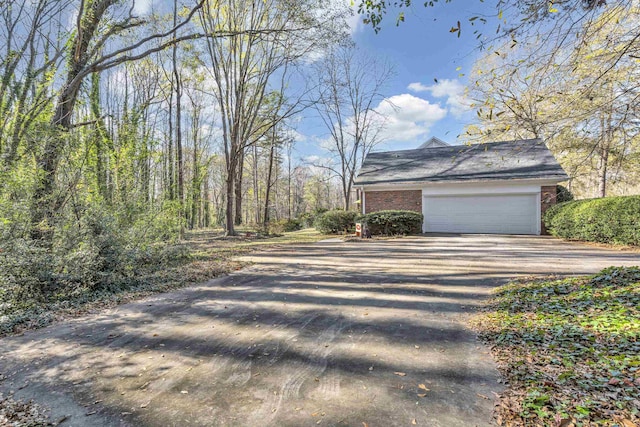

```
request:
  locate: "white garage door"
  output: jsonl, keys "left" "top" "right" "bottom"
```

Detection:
{"left": 423, "top": 194, "right": 539, "bottom": 235}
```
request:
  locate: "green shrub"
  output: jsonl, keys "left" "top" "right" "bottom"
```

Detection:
{"left": 0, "top": 200, "right": 186, "bottom": 332}
{"left": 314, "top": 210, "right": 358, "bottom": 234}
{"left": 556, "top": 185, "right": 574, "bottom": 203}
{"left": 543, "top": 196, "right": 640, "bottom": 246}
{"left": 359, "top": 210, "right": 423, "bottom": 236}
{"left": 269, "top": 218, "right": 302, "bottom": 233}
{"left": 298, "top": 213, "right": 314, "bottom": 228}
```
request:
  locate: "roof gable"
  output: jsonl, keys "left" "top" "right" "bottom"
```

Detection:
{"left": 419, "top": 137, "right": 449, "bottom": 149}
{"left": 355, "top": 139, "right": 569, "bottom": 186}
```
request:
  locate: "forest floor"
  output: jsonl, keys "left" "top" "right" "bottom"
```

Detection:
{"left": 475, "top": 267, "right": 640, "bottom": 426}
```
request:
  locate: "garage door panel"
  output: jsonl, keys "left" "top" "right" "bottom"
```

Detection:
{"left": 423, "top": 194, "right": 538, "bottom": 235}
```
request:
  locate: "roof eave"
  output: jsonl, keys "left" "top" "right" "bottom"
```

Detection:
{"left": 354, "top": 175, "right": 569, "bottom": 187}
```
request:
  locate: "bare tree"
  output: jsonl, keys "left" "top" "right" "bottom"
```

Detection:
{"left": 313, "top": 45, "right": 392, "bottom": 210}
{"left": 466, "top": 5, "right": 640, "bottom": 198}
{"left": 199, "top": 0, "right": 341, "bottom": 235}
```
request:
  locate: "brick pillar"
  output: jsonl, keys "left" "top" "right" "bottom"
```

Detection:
{"left": 540, "top": 185, "right": 557, "bottom": 235}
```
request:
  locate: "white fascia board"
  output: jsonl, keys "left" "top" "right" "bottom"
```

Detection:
{"left": 361, "top": 178, "right": 559, "bottom": 193}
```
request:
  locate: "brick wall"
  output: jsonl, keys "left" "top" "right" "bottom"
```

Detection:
{"left": 364, "top": 190, "right": 422, "bottom": 214}
{"left": 540, "top": 185, "right": 557, "bottom": 235}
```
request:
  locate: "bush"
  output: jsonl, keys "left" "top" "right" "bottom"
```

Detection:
{"left": 0, "top": 201, "right": 187, "bottom": 332}
{"left": 543, "top": 195, "right": 640, "bottom": 246}
{"left": 269, "top": 218, "right": 302, "bottom": 233}
{"left": 298, "top": 213, "right": 315, "bottom": 228}
{"left": 556, "top": 185, "right": 574, "bottom": 203}
{"left": 314, "top": 210, "right": 358, "bottom": 234}
{"left": 359, "top": 210, "right": 423, "bottom": 236}
{"left": 299, "top": 208, "right": 329, "bottom": 228}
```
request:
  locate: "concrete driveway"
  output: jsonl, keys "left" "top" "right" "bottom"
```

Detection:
{"left": 1, "top": 235, "right": 638, "bottom": 427}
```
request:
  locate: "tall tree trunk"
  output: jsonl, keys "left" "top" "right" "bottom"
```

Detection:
{"left": 173, "top": 0, "right": 184, "bottom": 237}
{"left": 234, "top": 148, "right": 244, "bottom": 226}
{"left": 225, "top": 173, "right": 235, "bottom": 235}
{"left": 190, "top": 136, "right": 199, "bottom": 230}
{"left": 140, "top": 110, "right": 151, "bottom": 204}
{"left": 203, "top": 169, "right": 210, "bottom": 228}
{"left": 342, "top": 180, "right": 350, "bottom": 211}
{"left": 253, "top": 143, "right": 260, "bottom": 224}
{"left": 90, "top": 72, "right": 110, "bottom": 203}
{"left": 167, "top": 85, "right": 175, "bottom": 200}
{"left": 263, "top": 141, "right": 275, "bottom": 228}
{"left": 286, "top": 142, "right": 292, "bottom": 219}
{"left": 597, "top": 142, "right": 609, "bottom": 198}
{"left": 31, "top": 0, "right": 115, "bottom": 234}
{"left": 31, "top": 74, "right": 84, "bottom": 237}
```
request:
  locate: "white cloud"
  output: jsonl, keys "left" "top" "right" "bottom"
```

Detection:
{"left": 132, "top": 0, "right": 153, "bottom": 16}
{"left": 407, "top": 82, "right": 430, "bottom": 92}
{"left": 374, "top": 94, "right": 447, "bottom": 142}
{"left": 407, "top": 79, "right": 471, "bottom": 117}
{"left": 302, "top": 154, "right": 336, "bottom": 175}
{"left": 287, "top": 129, "right": 307, "bottom": 143}
{"left": 345, "top": 6, "right": 363, "bottom": 36}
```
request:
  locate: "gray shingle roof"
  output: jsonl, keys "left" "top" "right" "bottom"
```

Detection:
{"left": 354, "top": 139, "right": 569, "bottom": 186}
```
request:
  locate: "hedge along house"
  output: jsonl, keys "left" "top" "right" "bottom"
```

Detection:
{"left": 354, "top": 138, "right": 569, "bottom": 235}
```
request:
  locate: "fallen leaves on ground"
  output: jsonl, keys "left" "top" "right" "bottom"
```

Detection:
{"left": 0, "top": 393, "right": 52, "bottom": 426}
{"left": 475, "top": 267, "right": 640, "bottom": 426}
{"left": 416, "top": 383, "right": 430, "bottom": 397}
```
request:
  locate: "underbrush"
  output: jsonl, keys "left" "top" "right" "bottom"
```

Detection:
{"left": 476, "top": 267, "right": 640, "bottom": 426}
{"left": 0, "top": 224, "right": 329, "bottom": 337}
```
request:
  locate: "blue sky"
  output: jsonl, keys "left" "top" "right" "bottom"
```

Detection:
{"left": 295, "top": 1, "right": 500, "bottom": 157}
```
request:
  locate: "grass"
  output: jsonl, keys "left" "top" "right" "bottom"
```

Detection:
{"left": 475, "top": 267, "right": 640, "bottom": 426}
{"left": 0, "top": 228, "right": 334, "bottom": 338}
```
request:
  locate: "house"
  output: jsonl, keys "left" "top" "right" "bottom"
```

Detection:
{"left": 354, "top": 138, "right": 569, "bottom": 235}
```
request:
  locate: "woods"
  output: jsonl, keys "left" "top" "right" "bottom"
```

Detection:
{"left": 0, "top": 1, "right": 348, "bottom": 231}
{"left": 0, "top": 0, "right": 360, "bottom": 305}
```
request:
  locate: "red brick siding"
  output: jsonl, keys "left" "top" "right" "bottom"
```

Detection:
{"left": 540, "top": 185, "right": 557, "bottom": 235}
{"left": 364, "top": 190, "right": 422, "bottom": 214}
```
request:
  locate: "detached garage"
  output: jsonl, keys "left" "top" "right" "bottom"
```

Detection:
{"left": 354, "top": 138, "right": 569, "bottom": 235}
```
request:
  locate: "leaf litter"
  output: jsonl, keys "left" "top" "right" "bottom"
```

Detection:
{"left": 474, "top": 267, "right": 640, "bottom": 426}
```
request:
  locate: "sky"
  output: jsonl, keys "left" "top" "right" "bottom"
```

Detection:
{"left": 295, "top": 1, "right": 500, "bottom": 158}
